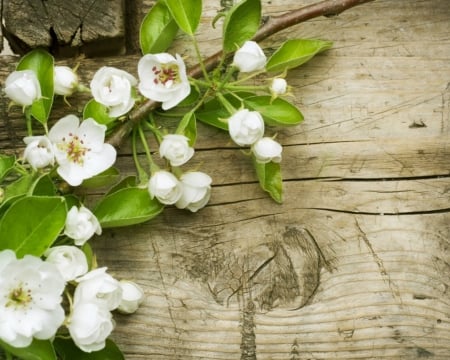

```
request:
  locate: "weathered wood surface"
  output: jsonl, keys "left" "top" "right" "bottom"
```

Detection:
{"left": 1, "top": 0, "right": 450, "bottom": 359}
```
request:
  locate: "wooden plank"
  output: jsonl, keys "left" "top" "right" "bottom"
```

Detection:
{"left": 0, "top": 0, "right": 449, "bottom": 359}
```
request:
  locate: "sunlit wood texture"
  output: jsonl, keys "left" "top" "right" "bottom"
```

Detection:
{"left": 1, "top": 0, "right": 450, "bottom": 359}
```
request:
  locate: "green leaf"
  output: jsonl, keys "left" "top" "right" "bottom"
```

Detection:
{"left": 266, "top": 39, "right": 333, "bottom": 73}
{"left": 0, "top": 338, "right": 56, "bottom": 360}
{"left": 4, "top": 173, "right": 35, "bottom": 199}
{"left": 0, "top": 196, "right": 67, "bottom": 257}
{"left": 164, "top": 0, "right": 202, "bottom": 36}
{"left": 83, "top": 99, "right": 115, "bottom": 125}
{"left": 107, "top": 176, "right": 138, "bottom": 195}
{"left": 253, "top": 158, "right": 283, "bottom": 203}
{"left": 0, "top": 154, "right": 15, "bottom": 181}
{"left": 140, "top": 1, "right": 179, "bottom": 54}
{"left": 54, "top": 337, "right": 124, "bottom": 360}
{"left": 31, "top": 174, "right": 57, "bottom": 196}
{"left": 243, "top": 96, "right": 304, "bottom": 126}
{"left": 176, "top": 112, "right": 197, "bottom": 146}
{"left": 17, "top": 49, "right": 54, "bottom": 124}
{"left": 94, "top": 187, "right": 164, "bottom": 228}
{"left": 81, "top": 167, "right": 120, "bottom": 189}
{"left": 222, "top": 0, "right": 261, "bottom": 53}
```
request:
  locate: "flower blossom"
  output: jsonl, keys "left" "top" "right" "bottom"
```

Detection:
{"left": 64, "top": 205, "right": 102, "bottom": 246}
{"left": 48, "top": 114, "right": 117, "bottom": 186}
{"left": 228, "top": 109, "right": 265, "bottom": 146}
{"left": 23, "top": 135, "right": 55, "bottom": 170}
{"left": 270, "top": 78, "right": 287, "bottom": 96}
{"left": 0, "top": 250, "right": 65, "bottom": 348}
{"left": 74, "top": 267, "right": 122, "bottom": 311}
{"left": 54, "top": 66, "right": 79, "bottom": 96}
{"left": 90, "top": 66, "right": 137, "bottom": 117}
{"left": 175, "top": 171, "right": 212, "bottom": 212}
{"left": 159, "top": 134, "right": 194, "bottom": 166}
{"left": 68, "top": 302, "right": 114, "bottom": 353}
{"left": 138, "top": 53, "right": 190, "bottom": 110}
{"left": 4, "top": 70, "right": 41, "bottom": 107}
{"left": 148, "top": 170, "right": 182, "bottom": 205}
{"left": 44, "top": 245, "right": 88, "bottom": 281}
{"left": 233, "top": 41, "right": 267, "bottom": 73}
{"left": 252, "top": 137, "right": 283, "bottom": 164}
{"left": 117, "top": 280, "right": 144, "bottom": 314}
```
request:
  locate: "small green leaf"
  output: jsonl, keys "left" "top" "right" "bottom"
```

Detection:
{"left": 164, "top": 0, "right": 202, "bottom": 36}
{"left": 94, "top": 187, "right": 164, "bottom": 228}
{"left": 176, "top": 111, "right": 197, "bottom": 146}
{"left": 140, "top": 1, "right": 179, "bottom": 54}
{"left": 0, "top": 339, "right": 56, "bottom": 360}
{"left": 0, "top": 196, "right": 67, "bottom": 257}
{"left": 54, "top": 337, "right": 124, "bottom": 360}
{"left": 4, "top": 173, "right": 35, "bottom": 199}
{"left": 107, "top": 176, "right": 138, "bottom": 195}
{"left": 0, "top": 154, "right": 15, "bottom": 181}
{"left": 253, "top": 158, "right": 283, "bottom": 203}
{"left": 223, "top": 0, "right": 261, "bottom": 53}
{"left": 83, "top": 99, "right": 115, "bottom": 125}
{"left": 31, "top": 174, "right": 57, "bottom": 196}
{"left": 17, "top": 49, "right": 54, "bottom": 124}
{"left": 243, "top": 96, "right": 304, "bottom": 126}
{"left": 81, "top": 167, "right": 120, "bottom": 189}
{"left": 266, "top": 39, "right": 333, "bottom": 73}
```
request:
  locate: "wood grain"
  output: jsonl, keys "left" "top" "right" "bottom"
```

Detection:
{"left": 1, "top": 0, "right": 450, "bottom": 359}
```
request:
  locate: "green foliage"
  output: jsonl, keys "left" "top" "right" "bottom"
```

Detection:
{"left": 244, "top": 96, "right": 304, "bottom": 126}
{"left": 140, "top": 1, "right": 179, "bottom": 54}
{"left": 83, "top": 99, "right": 115, "bottom": 125}
{"left": 164, "top": 0, "right": 202, "bottom": 36}
{"left": 16, "top": 49, "right": 54, "bottom": 124}
{"left": 266, "top": 39, "right": 333, "bottom": 73}
{"left": 0, "top": 339, "right": 56, "bottom": 360}
{"left": 80, "top": 167, "right": 121, "bottom": 189}
{"left": 0, "top": 196, "right": 67, "bottom": 257}
{"left": 222, "top": 0, "right": 261, "bottom": 53}
{"left": 177, "top": 111, "right": 197, "bottom": 146}
{"left": 253, "top": 159, "right": 283, "bottom": 203}
{"left": 54, "top": 338, "right": 124, "bottom": 360}
{"left": 0, "top": 154, "right": 15, "bottom": 181}
{"left": 94, "top": 187, "right": 164, "bottom": 228}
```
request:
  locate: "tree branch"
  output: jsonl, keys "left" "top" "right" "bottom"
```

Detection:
{"left": 107, "top": 0, "right": 374, "bottom": 147}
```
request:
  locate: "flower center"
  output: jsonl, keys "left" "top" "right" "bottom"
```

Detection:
{"left": 152, "top": 64, "right": 179, "bottom": 87}
{"left": 6, "top": 283, "right": 32, "bottom": 309}
{"left": 60, "top": 133, "right": 91, "bottom": 164}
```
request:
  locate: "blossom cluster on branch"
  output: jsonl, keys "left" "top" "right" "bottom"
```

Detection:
{"left": 0, "top": 0, "right": 336, "bottom": 358}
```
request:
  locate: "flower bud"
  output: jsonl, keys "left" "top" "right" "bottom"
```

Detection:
{"left": 44, "top": 245, "right": 88, "bottom": 281}
{"left": 233, "top": 41, "right": 266, "bottom": 73}
{"left": 117, "top": 280, "right": 145, "bottom": 314}
{"left": 148, "top": 170, "right": 182, "bottom": 205}
{"left": 175, "top": 171, "right": 212, "bottom": 212}
{"left": 4, "top": 70, "right": 41, "bottom": 106}
{"left": 64, "top": 205, "right": 102, "bottom": 245}
{"left": 159, "top": 134, "right": 194, "bottom": 166}
{"left": 54, "top": 66, "right": 79, "bottom": 96}
{"left": 228, "top": 109, "right": 265, "bottom": 146}
{"left": 252, "top": 137, "right": 283, "bottom": 164}
{"left": 23, "top": 135, "right": 55, "bottom": 170}
{"left": 270, "top": 78, "right": 287, "bottom": 96}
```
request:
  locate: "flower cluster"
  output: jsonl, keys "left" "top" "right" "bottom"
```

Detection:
{"left": 0, "top": 0, "right": 331, "bottom": 357}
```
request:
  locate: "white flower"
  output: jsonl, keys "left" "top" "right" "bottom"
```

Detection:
{"left": 74, "top": 267, "right": 122, "bottom": 311}
{"left": 48, "top": 115, "right": 117, "bottom": 186}
{"left": 228, "top": 109, "right": 265, "bottom": 146}
{"left": 252, "top": 137, "right": 283, "bottom": 164}
{"left": 270, "top": 78, "right": 287, "bottom": 96}
{"left": 64, "top": 205, "right": 102, "bottom": 246}
{"left": 68, "top": 302, "right": 114, "bottom": 353}
{"left": 4, "top": 70, "right": 41, "bottom": 106}
{"left": 90, "top": 66, "right": 137, "bottom": 117}
{"left": 175, "top": 172, "right": 212, "bottom": 212}
{"left": 0, "top": 250, "right": 65, "bottom": 348}
{"left": 148, "top": 170, "right": 182, "bottom": 205}
{"left": 159, "top": 134, "right": 194, "bottom": 166}
{"left": 233, "top": 41, "right": 267, "bottom": 73}
{"left": 54, "top": 66, "right": 78, "bottom": 96}
{"left": 138, "top": 53, "right": 190, "bottom": 110}
{"left": 44, "top": 245, "right": 88, "bottom": 282}
{"left": 23, "top": 135, "right": 55, "bottom": 170}
{"left": 117, "top": 280, "right": 144, "bottom": 314}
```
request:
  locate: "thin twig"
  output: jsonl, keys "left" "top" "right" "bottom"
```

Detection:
{"left": 107, "top": 0, "right": 374, "bottom": 147}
